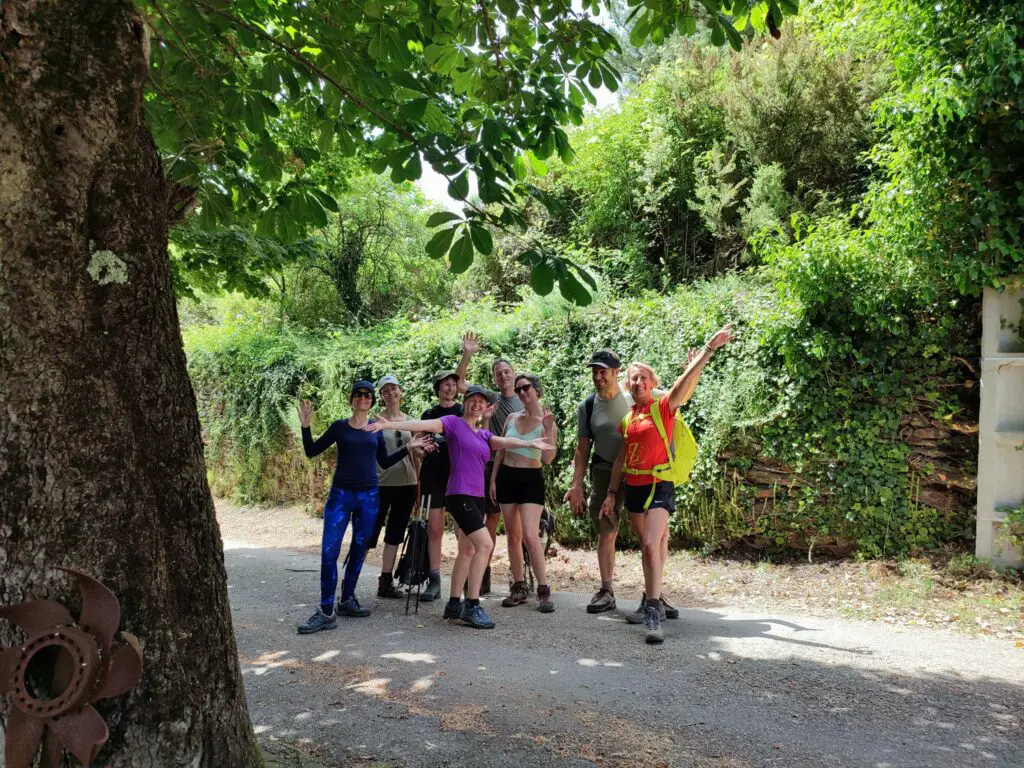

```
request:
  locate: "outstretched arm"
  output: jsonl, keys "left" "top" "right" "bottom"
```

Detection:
{"left": 361, "top": 418, "right": 444, "bottom": 434}
{"left": 666, "top": 323, "right": 734, "bottom": 411}
{"left": 490, "top": 434, "right": 553, "bottom": 452}
{"left": 455, "top": 331, "right": 479, "bottom": 394}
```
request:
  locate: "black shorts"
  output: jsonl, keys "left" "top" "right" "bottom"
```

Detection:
{"left": 420, "top": 467, "right": 448, "bottom": 510}
{"left": 495, "top": 465, "right": 545, "bottom": 506}
{"left": 624, "top": 481, "right": 676, "bottom": 514}
{"left": 446, "top": 494, "right": 487, "bottom": 535}
{"left": 371, "top": 484, "right": 417, "bottom": 547}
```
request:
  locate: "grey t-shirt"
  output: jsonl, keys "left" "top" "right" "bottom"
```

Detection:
{"left": 576, "top": 389, "right": 633, "bottom": 467}
{"left": 376, "top": 427, "right": 418, "bottom": 486}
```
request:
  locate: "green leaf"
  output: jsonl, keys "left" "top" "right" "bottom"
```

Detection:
{"left": 530, "top": 262, "right": 555, "bottom": 295}
{"left": 427, "top": 211, "right": 462, "bottom": 227}
{"left": 710, "top": 20, "right": 725, "bottom": 46}
{"left": 448, "top": 172, "right": 470, "bottom": 200}
{"left": 470, "top": 224, "right": 493, "bottom": 255}
{"left": 558, "top": 271, "right": 592, "bottom": 305}
{"left": 425, "top": 226, "right": 456, "bottom": 259}
{"left": 721, "top": 16, "right": 743, "bottom": 51}
{"left": 450, "top": 231, "right": 475, "bottom": 273}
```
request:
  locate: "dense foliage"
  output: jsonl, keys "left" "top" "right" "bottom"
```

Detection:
{"left": 182, "top": 0, "right": 1024, "bottom": 558}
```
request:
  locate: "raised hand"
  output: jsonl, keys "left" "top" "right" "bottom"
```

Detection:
{"left": 685, "top": 347, "right": 701, "bottom": 367}
{"left": 707, "top": 323, "right": 735, "bottom": 350}
{"left": 461, "top": 331, "right": 481, "bottom": 355}
{"left": 484, "top": 402, "right": 497, "bottom": 420}
{"left": 298, "top": 399, "right": 313, "bottom": 428}
{"left": 563, "top": 485, "right": 586, "bottom": 516}
{"left": 542, "top": 409, "right": 555, "bottom": 433}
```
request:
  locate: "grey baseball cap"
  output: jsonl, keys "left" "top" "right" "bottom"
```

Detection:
{"left": 376, "top": 375, "right": 401, "bottom": 390}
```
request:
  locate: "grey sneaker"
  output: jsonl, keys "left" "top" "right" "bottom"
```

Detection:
{"left": 297, "top": 607, "right": 337, "bottom": 634}
{"left": 586, "top": 588, "right": 616, "bottom": 614}
{"left": 459, "top": 602, "right": 496, "bottom": 629}
{"left": 443, "top": 599, "right": 463, "bottom": 620}
{"left": 501, "top": 581, "right": 529, "bottom": 607}
{"left": 537, "top": 585, "right": 555, "bottom": 613}
{"left": 644, "top": 604, "right": 664, "bottom": 644}
{"left": 625, "top": 593, "right": 647, "bottom": 624}
{"left": 661, "top": 594, "right": 680, "bottom": 619}
{"left": 421, "top": 577, "right": 441, "bottom": 602}
{"left": 337, "top": 597, "right": 371, "bottom": 617}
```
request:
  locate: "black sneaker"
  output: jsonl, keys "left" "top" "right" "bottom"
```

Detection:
{"left": 421, "top": 577, "right": 441, "bottom": 602}
{"left": 459, "top": 602, "right": 496, "bottom": 629}
{"left": 377, "top": 574, "right": 404, "bottom": 599}
{"left": 586, "top": 587, "right": 616, "bottom": 614}
{"left": 661, "top": 594, "right": 680, "bottom": 619}
{"left": 443, "top": 599, "right": 463, "bottom": 620}
{"left": 337, "top": 597, "right": 371, "bottom": 617}
{"left": 644, "top": 603, "right": 664, "bottom": 644}
{"left": 297, "top": 607, "right": 337, "bottom": 634}
{"left": 625, "top": 593, "right": 647, "bottom": 624}
{"left": 480, "top": 566, "right": 492, "bottom": 595}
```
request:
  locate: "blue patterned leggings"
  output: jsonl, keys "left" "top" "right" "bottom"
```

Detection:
{"left": 320, "top": 485, "right": 379, "bottom": 611}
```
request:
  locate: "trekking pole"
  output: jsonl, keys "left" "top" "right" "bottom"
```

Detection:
{"left": 413, "top": 493, "right": 430, "bottom": 614}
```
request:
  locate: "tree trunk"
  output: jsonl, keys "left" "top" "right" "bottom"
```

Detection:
{"left": 0, "top": 2, "right": 260, "bottom": 765}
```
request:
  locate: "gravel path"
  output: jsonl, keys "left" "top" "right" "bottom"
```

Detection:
{"left": 227, "top": 542, "right": 1024, "bottom": 768}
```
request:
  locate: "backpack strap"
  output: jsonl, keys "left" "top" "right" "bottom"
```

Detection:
{"left": 622, "top": 396, "right": 675, "bottom": 510}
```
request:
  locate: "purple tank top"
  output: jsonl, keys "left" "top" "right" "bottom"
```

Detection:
{"left": 440, "top": 415, "right": 493, "bottom": 497}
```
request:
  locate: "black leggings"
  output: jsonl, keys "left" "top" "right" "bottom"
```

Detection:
{"left": 370, "top": 484, "right": 418, "bottom": 548}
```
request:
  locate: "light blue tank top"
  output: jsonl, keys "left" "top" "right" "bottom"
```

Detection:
{"left": 505, "top": 415, "right": 543, "bottom": 460}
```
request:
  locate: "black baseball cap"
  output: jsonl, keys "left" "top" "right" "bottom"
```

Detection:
{"left": 588, "top": 349, "right": 621, "bottom": 369}
{"left": 464, "top": 384, "right": 492, "bottom": 403}
{"left": 350, "top": 379, "right": 376, "bottom": 405}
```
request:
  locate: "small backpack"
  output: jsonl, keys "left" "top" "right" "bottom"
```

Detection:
{"left": 620, "top": 395, "right": 698, "bottom": 490}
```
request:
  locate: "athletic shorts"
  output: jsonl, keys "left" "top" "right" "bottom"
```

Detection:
{"left": 446, "top": 494, "right": 487, "bottom": 535}
{"left": 624, "top": 481, "right": 676, "bottom": 515}
{"left": 495, "top": 465, "right": 545, "bottom": 506}
{"left": 420, "top": 466, "right": 448, "bottom": 510}
{"left": 371, "top": 484, "right": 417, "bottom": 548}
{"left": 589, "top": 462, "right": 624, "bottom": 535}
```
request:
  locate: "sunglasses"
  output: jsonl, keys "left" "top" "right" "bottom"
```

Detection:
{"left": 514, "top": 383, "right": 533, "bottom": 395}
{"left": 352, "top": 391, "right": 373, "bottom": 399}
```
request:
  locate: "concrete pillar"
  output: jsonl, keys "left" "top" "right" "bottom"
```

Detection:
{"left": 977, "top": 278, "right": 1024, "bottom": 567}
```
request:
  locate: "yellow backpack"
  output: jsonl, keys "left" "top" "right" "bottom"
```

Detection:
{"left": 621, "top": 395, "right": 698, "bottom": 493}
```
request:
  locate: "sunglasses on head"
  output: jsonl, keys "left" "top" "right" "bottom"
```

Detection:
{"left": 514, "top": 383, "right": 533, "bottom": 395}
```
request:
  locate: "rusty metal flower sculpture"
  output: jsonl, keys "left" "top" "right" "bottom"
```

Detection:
{"left": 0, "top": 568, "right": 143, "bottom": 768}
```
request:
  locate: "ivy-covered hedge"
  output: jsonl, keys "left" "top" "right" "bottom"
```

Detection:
{"left": 186, "top": 233, "right": 980, "bottom": 557}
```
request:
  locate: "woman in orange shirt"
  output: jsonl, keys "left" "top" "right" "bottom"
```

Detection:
{"left": 599, "top": 324, "right": 733, "bottom": 644}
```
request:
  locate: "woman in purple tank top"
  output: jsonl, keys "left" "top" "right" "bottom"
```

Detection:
{"left": 362, "top": 384, "right": 552, "bottom": 629}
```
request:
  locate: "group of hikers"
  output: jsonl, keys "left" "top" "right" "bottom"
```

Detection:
{"left": 296, "top": 324, "right": 733, "bottom": 645}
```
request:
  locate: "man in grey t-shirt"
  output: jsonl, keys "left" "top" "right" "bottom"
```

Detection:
{"left": 456, "top": 331, "right": 522, "bottom": 594}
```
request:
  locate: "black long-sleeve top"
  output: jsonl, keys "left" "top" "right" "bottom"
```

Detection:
{"left": 302, "top": 419, "right": 408, "bottom": 490}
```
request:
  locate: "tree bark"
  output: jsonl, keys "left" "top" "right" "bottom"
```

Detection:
{"left": 0, "top": 2, "right": 260, "bottom": 765}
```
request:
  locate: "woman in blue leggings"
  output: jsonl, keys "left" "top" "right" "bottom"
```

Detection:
{"left": 297, "top": 380, "right": 429, "bottom": 634}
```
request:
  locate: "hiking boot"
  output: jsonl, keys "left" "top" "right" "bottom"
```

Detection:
{"left": 501, "top": 581, "right": 529, "bottom": 607}
{"left": 644, "top": 603, "right": 664, "bottom": 644}
{"left": 537, "top": 585, "right": 555, "bottom": 613}
{"left": 661, "top": 594, "right": 680, "bottom": 619}
{"left": 459, "top": 602, "right": 496, "bottom": 629}
{"left": 443, "top": 599, "right": 463, "bottom": 620}
{"left": 421, "top": 576, "right": 441, "bottom": 602}
{"left": 336, "top": 597, "right": 371, "bottom": 617}
{"left": 586, "top": 587, "right": 616, "bottom": 614}
{"left": 625, "top": 593, "right": 647, "bottom": 624}
{"left": 377, "top": 574, "right": 404, "bottom": 599}
{"left": 480, "top": 566, "right": 492, "bottom": 595}
{"left": 297, "top": 607, "right": 337, "bottom": 634}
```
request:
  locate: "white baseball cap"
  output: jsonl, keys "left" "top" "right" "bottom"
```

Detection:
{"left": 376, "top": 375, "right": 401, "bottom": 390}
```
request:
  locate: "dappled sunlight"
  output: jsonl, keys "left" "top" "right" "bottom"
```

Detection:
{"left": 346, "top": 677, "right": 391, "bottom": 697}
{"left": 410, "top": 675, "right": 435, "bottom": 692}
{"left": 312, "top": 650, "right": 341, "bottom": 662}
{"left": 241, "top": 649, "right": 299, "bottom": 676}
{"left": 576, "top": 658, "right": 625, "bottom": 668}
{"left": 381, "top": 651, "right": 437, "bottom": 664}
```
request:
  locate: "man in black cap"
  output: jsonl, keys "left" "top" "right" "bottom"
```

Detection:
{"left": 564, "top": 349, "right": 681, "bottom": 619}
{"left": 417, "top": 369, "right": 463, "bottom": 601}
